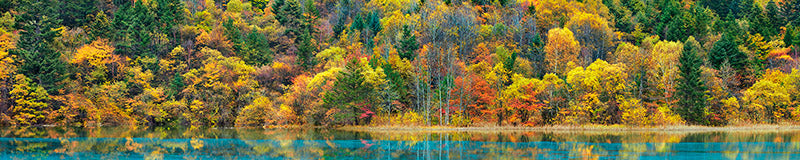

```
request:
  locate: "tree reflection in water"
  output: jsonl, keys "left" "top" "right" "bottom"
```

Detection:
{"left": 1, "top": 126, "right": 800, "bottom": 159}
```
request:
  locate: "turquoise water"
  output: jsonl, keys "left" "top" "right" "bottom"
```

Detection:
{"left": 1, "top": 127, "right": 799, "bottom": 159}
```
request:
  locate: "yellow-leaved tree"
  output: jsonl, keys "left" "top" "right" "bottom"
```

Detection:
{"left": 562, "top": 60, "right": 627, "bottom": 124}
{"left": 544, "top": 27, "right": 580, "bottom": 75}
{"left": 5, "top": 74, "right": 50, "bottom": 126}
{"left": 565, "top": 12, "right": 615, "bottom": 65}
{"left": 72, "top": 39, "right": 117, "bottom": 83}
{"left": 648, "top": 40, "right": 682, "bottom": 105}
{"left": 741, "top": 69, "right": 795, "bottom": 123}
{"left": 181, "top": 47, "right": 258, "bottom": 126}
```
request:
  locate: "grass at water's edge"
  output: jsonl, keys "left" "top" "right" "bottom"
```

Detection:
{"left": 336, "top": 124, "right": 800, "bottom": 133}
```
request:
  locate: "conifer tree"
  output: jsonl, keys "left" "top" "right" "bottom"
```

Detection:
{"left": 59, "top": 0, "right": 97, "bottom": 27}
{"left": 397, "top": 25, "right": 418, "bottom": 61}
{"left": 296, "top": 0, "right": 318, "bottom": 69}
{"left": 273, "top": 0, "right": 302, "bottom": 37}
{"left": 322, "top": 59, "right": 372, "bottom": 126}
{"left": 709, "top": 32, "right": 747, "bottom": 71}
{"left": 781, "top": 0, "right": 800, "bottom": 25}
{"left": 766, "top": 0, "right": 783, "bottom": 30}
{"left": 242, "top": 30, "right": 272, "bottom": 66}
{"left": 113, "top": 0, "right": 155, "bottom": 58}
{"left": 12, "top": 0, "right": 66, "bottom": 94}
{"left": 676, "top": 38, "right": 708, "bottom": 125}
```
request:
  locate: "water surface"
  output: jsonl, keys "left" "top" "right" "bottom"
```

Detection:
{"left": 1, "top": 126, "right": 799, "bottom": 159}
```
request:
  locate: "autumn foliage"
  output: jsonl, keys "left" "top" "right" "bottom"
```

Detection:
{"left": 2, "top": 0, "right": 800, "bottom": 127}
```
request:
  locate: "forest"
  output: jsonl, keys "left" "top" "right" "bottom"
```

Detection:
{"left": 0, "top": 0, "right": 799, "bottom": 127}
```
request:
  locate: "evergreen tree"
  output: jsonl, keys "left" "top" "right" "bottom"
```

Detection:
{"left": 303, "top": 0, "right": 319, "bottom": 16}
{"left": 331, "top": 0, "right": 350, "bottom": 36}
{"left": 786, "top": 25, "right": 800, "bottom": 48}
{"left": 676, "top": 38, "right": 708, "bottom": 125}
{"left": 786, "top": 25, "right": 795, "bottom": 48}
{"left": 744, "top": 0, "right": 774, "bottom": 38}
{"left": 297, "top": 27, "right": 316, "bottom": 69}
{"left": 350, "top": 14, "right": 365, "bottom": 31}
{"left": 223, "top": 19, "right": 244, "bottom": 52}
{"left": 739, "top": 0, "right": 757, "bottom": 19}
{"left": 241, "top": 30, "right": 272, "bottom": 66}
{"left": 781, "top": 0, "right": 800, "bottom": 25}
{"left": 153, "top": 0, "right": 185, "bottom": 40}
{"left": 528, "top": 32, "right": 546, "bottom": 78}
{"left": 168, "top": 73, "right": 184, "bottom": 99}
{"left": 296, "top": 1, "right": 318, "bottom": 69}
{"left": 87, "top": 11, "right": 113, "bottom": 40}
{"left": 59, "top": 0, "right": 97, "bottom": 28}
{"left": 709, "top": 32, "right": 747, "bottom": 71}
{"left": 322, "top": 59, "right": 373, "bottom": 126}
{"left": 766, "top": 0, "right": 783, "bottom": 28}
{"left": 273, "top": 0, "right": 302, "bottom": 37}
{"left": 12, "top": 0, "right": 66, "bottom": 94}
{"left": 113, "top": 0, "right": 156, "bottom": 58}
{"left": 658, "top": 0, "right": 685, "bottom": 41}
{"left": 0, "top": 0, "right": 10, "bottom": 13}
{"left": 700, "top": 0, "right": 742, "bottom": 19}
{"left": 362, "top": 11, "right": 382, "bottom": 50}
{"left": 396, "top": 25, "right": 418, "bottom": 61}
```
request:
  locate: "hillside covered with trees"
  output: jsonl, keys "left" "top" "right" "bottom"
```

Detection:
{"left": 1, "top": 0, "right": 800, "bottom": 127}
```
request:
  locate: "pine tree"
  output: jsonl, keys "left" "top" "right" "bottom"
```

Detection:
{"left": 241, "top": 30, "right": 272, "bottom": 66}
{"left": 12, "top": 0, "right": 66, "bottom": 94}
{"left": 766, "top": 0, "right": 783, "bottom": 28}
{"left": 59, "top": 0, "right": 97, "bottom": 28}
{"left": 0, "top": 0, "right": 10, "bottom": 13}
{"left": 396, "top": 25, "right": 418, "bottom": 61}
{"left": 322, "top": 59, "right": 372, "bottom": 126}
{"left": 786, "top": 25, "right": 800, "bottom": 48}
{"left": 786, "top": 25, "right": 795, "bottom": 48}
{"left": 739, "top": 0, "right": 756, "bottom": 19}
{"left": 709, "top": 32, "right": 747, "bottom": 71}
{"left": 350, "top": 14, "right": 365, "bottom": 31}
{"left": 223, "top": 18, "right": 244, "bottom": 52}
{"left": 87, "top": 11, "right": 113, "bottom": 40}
{"left": 113, "top": 0, "right": 157, "bottom": 58}
{"left": 676, "top": 38, "right": 708, "bottom": 125}
{"left": 659, "top": 0, "right": 689, "bottom": 41}
{"left": 297, "top": 26, "right": 316, "bottom": 69}
{"left": 529, "top": 32, "right": 546, "bottom": 78}
{"left": 154, "top": 0, "right": 185, "bottom": 39}
{"left": 273, "top": 0, "right": 302, "bottom": 37}
{"left": 296, "top": 2, "right": 318, "bottom": 69}
{"left": 699, "top": 0, "right": 742, "bottom": 19}
{"left": 781, "top": 0, "right": 800, "bottom": 25}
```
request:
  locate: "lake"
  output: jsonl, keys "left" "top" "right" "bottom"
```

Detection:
{"left": 1, "top": 126, "right": 799, "bottom": 159}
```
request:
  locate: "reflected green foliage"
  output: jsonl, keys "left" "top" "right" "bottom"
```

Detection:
{"left": 2, "top": 127, "right": 800, "bottom": 159}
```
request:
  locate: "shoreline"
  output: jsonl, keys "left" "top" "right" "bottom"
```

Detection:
{"left": 14, "top": 124, "right": 800, "bottom": 133}
{"left": 337, "top": 124, "right": 800, "bottom": 133}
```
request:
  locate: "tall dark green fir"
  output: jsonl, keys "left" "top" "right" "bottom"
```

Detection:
{"left": 59, "top": 0, "right": 97, "bottom": 28}
{"left": 396, "top": 25, "right": 418, "bottom": 61}
{"left": 709, "top": 32, "right": 747, "bottom": 71}
{"left": 676, "top": 38, "right": 708, "bottom": 125}
{"left": 11, "top": 0, "right": 66, "bottom": 94}
{"left": 273, "top": 0, "right": 302, "bottom": 37}
{"left": 321, "top": 59, "right": 373, "bottom": 126}
{"left": 296, "top": 0, "right": 318, "bottom": 69}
